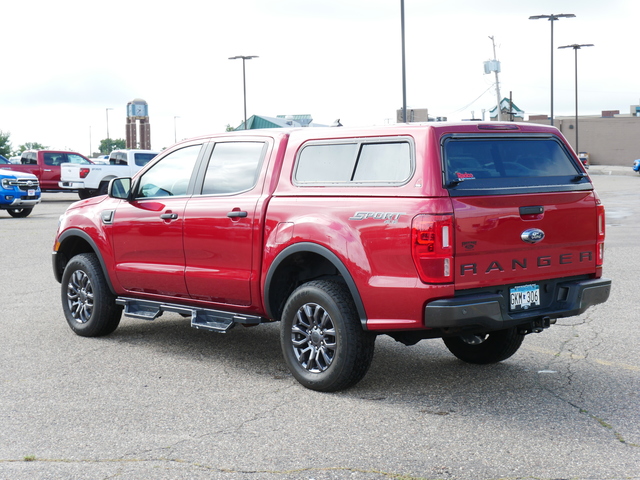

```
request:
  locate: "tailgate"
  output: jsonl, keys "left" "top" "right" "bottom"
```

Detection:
{"left": 453, "top": 191, "right": 598, "bottom": 289}
{"left": 441, "top": 132, "right": 601, "bottom": 291}
{"left": 60, "top": 163, "right": 82, "bottom": 182}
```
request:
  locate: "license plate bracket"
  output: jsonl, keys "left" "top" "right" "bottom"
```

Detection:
{"left": 510, "top": 284, "right": 540, "bottom": 311}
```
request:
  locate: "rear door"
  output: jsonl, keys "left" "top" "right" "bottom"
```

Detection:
{"left": 443, "top": 134, "right": 598, "bottom": 291}
{"left": 41, "top": 152, "right": 66, "bottom": 189}
{"left": 183, "top": 140, "right": 270, "bottom": 306}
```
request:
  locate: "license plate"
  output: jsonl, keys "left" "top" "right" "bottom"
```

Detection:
{"left": 28, "top": 189, "right": 35, "bottom": 196}
{"left": 510, "top": 284, "right": 540, "bottom": 310}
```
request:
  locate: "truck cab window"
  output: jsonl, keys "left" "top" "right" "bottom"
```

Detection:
{"left": 136, "top": 144, "right": 201, "bottom": 198}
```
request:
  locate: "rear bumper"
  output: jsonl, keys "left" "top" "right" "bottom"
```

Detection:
{"left": 424, "top": 277, "right": 611, "bottom": 330}
{"left": 59, "top": 181, "right": 84, "bottom": 189}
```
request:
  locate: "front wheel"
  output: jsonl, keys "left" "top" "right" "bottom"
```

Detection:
{"left": 280, "top": 280, "right": 376, "bottom": 392}
{"left": 61, "top": 253, "right": 122, "bottom": 337}
{"left": 7, "top": 208, "right": 32, "bottom": 218}
{"left": 443, "top": 328, "right": 524, "bottom": 364}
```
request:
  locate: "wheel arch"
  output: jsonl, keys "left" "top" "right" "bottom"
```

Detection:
{"left": 264, "top": 242, "right": 368, "bottom": 329}
{"left": 53, "top": 228, "right": 116, "bottom": 294}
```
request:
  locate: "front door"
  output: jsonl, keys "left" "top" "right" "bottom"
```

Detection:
{"left": 111, "top": 144, "right": 202, "bottom": 298}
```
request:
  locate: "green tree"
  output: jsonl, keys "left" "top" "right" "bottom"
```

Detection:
{"left": 0, "top": 130, "right": 11, "bottom": 157}
{"left": 99, "top": 138, "right": 126, "bottom": 154}
{"left": 16, "top": 142, "right": 48, "bottom": 154}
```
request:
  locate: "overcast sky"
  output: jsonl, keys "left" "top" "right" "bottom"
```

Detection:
{"left": 2, "top": 0, "right": 638, "bottom": 155}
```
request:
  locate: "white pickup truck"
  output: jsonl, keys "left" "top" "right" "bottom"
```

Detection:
{"left": 59, "top": 149, "right": 158, "bottom": 199}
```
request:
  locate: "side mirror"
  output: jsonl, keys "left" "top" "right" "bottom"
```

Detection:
{"left": 109, "top": 177, "right": 132, "bottom": 200}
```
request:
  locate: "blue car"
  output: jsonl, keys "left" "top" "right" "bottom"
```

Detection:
{"left": 0, "top": 169, "right": 41, "bottom": 217}
{"left": 633, "top": 159, "right": 640, "bottom": 174}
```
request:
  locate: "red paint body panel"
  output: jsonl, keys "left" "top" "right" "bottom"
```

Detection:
{"left": 452, "top": 191, "right": 599, "bottom": 289}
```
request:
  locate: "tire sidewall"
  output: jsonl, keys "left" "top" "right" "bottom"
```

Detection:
{"left": 280, "top": 282, "right": 356, "bottom": 391}
{"left": 61, "top": 253, "right": 119, "bottom": 337}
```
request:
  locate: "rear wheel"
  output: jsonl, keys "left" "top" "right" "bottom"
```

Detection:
{"left": 98, "top": 181, "right": 109, "bottom": 196}
{"left": 78, "top": 189, "right": 96, "bottom": 200}
{"left": 443, "top": 328, "right": 524, "bottom": 364}
{"left": 7, "top": 208, "right": 32, "bottom": 218}
{"left": 280, "top": 280, "right": 376, "bottom": 392}
{"left": 61, "top": 253, "right": 122, "bottom": 337}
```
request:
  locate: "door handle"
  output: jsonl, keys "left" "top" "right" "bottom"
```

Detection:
{"left": 160, "top": 213, "right": 178, "bottom": 220}
{"left": 227, "top": 211, "right": 248, "bottom": 218}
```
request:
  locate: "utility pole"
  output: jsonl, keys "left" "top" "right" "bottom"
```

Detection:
{"left": 488, "top": 36, "right": 502, "bottom": 121}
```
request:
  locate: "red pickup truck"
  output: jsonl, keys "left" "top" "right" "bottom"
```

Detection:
{"left": 0, "top": 150, "right": 93, "bottom": 191}
{"left": 52, "top": 122, "right": 611, "bottom": 391}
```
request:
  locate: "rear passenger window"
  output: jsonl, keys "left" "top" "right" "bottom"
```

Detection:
{"left": 201, "top": 142, "right": 265, "bottom": 195}
{"left": 443, "top": 136, "right": 586, "bottom": 195}
{"left": 295, "top": 138, "right": 413, "bottom": 185}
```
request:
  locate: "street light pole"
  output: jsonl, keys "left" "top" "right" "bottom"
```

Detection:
{"left": 174, "top": 116, "right": 180, "bottom": 143}
{"left": 400, "top": 0, "right": 407, "bottom": 123}
{"left": 105, "top": 107, "right": 113, "bottom": 151}
{"left": 559, "top": 43, "right": 594, "bottom": 155}
{"left": 228, "top": 55, "right": 258, "bottom": 130}
{"left": 529, "top": 13, "right": 575, "bottom": 126}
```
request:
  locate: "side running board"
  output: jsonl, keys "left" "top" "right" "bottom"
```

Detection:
{"left": 115, "top": 297, "right": 265, "bottom": 333}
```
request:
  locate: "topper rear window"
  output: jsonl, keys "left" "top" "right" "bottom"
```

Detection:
{"left": 442, "top": 135, "right": 590, "bottom": 195}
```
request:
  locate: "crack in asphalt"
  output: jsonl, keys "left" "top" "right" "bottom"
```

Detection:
{"left": 534, "top": 309, "right": 638, "bottom": 448}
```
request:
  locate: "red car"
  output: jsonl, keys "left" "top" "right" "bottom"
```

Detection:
{"left": 52, "top": 123, "right": 611, "bottom": 391}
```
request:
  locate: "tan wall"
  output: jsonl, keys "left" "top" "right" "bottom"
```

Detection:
{"left": 526, "top": 116, "right": 640, "bottom": 166}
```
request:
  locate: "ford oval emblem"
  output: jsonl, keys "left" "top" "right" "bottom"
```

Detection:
{"left": 521, "top": 228, "right": 545, "bottom": 244}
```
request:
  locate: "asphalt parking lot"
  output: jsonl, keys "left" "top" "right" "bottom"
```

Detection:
{"left": 0, "top": 172, "right": 638, "bottom": 480}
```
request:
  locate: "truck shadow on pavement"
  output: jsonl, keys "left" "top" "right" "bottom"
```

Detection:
{"left": 108, "top": 314, "right": 556, "bottom": 401}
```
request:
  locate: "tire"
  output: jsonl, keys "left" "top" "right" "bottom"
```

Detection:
{"left": 443, "top": 328, "right": 524, "bottom": 364}
{"left": 280, "top": 280, "right": 376, "bottom": 392}
{"left": 61, "top": 253, "right": 122, "bottom": 337}
{"left": 7, "top": 208, "right": 32, "bottom": 218}
{"left": 98, "top": 181, "right": 109, "bottom": 196}
{"left": 78, "top": 189, "right": 96, "bottom": 200}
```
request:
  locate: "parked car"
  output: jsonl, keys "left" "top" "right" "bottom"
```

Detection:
{"left": 0, "top": 150, "right": 93, "bottom": 191}
{"left": 53, "top": 122, "right": 611, "bottom": 391}
{"left": 0, "top": 169, "right": 41, "bottom": 217}
{"left": 578, "top": 152, "right": 590, "bottom": 168}
{"left": 633, "top": 159, "right": 640, "bottom": 174}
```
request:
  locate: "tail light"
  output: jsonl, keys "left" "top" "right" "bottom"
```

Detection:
{"left": 596, "top": 203, "right": 605, "bottom": 266}
{"left": 412, "top": 214, "right": 454, "bottom": 284}
{"left": 80, "top": 168, "right": 90, "bottom": 179}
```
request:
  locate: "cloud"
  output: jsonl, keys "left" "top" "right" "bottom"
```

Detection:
{"left": 1, "top": 69, "right": 135, "bottom": 108}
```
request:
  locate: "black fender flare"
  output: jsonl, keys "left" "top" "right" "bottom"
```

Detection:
{"left": 53, "top": 228, "right": 117, "bottom": 295}
{"left": 264, "top": 242, "right": 368, "bottom": 329}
